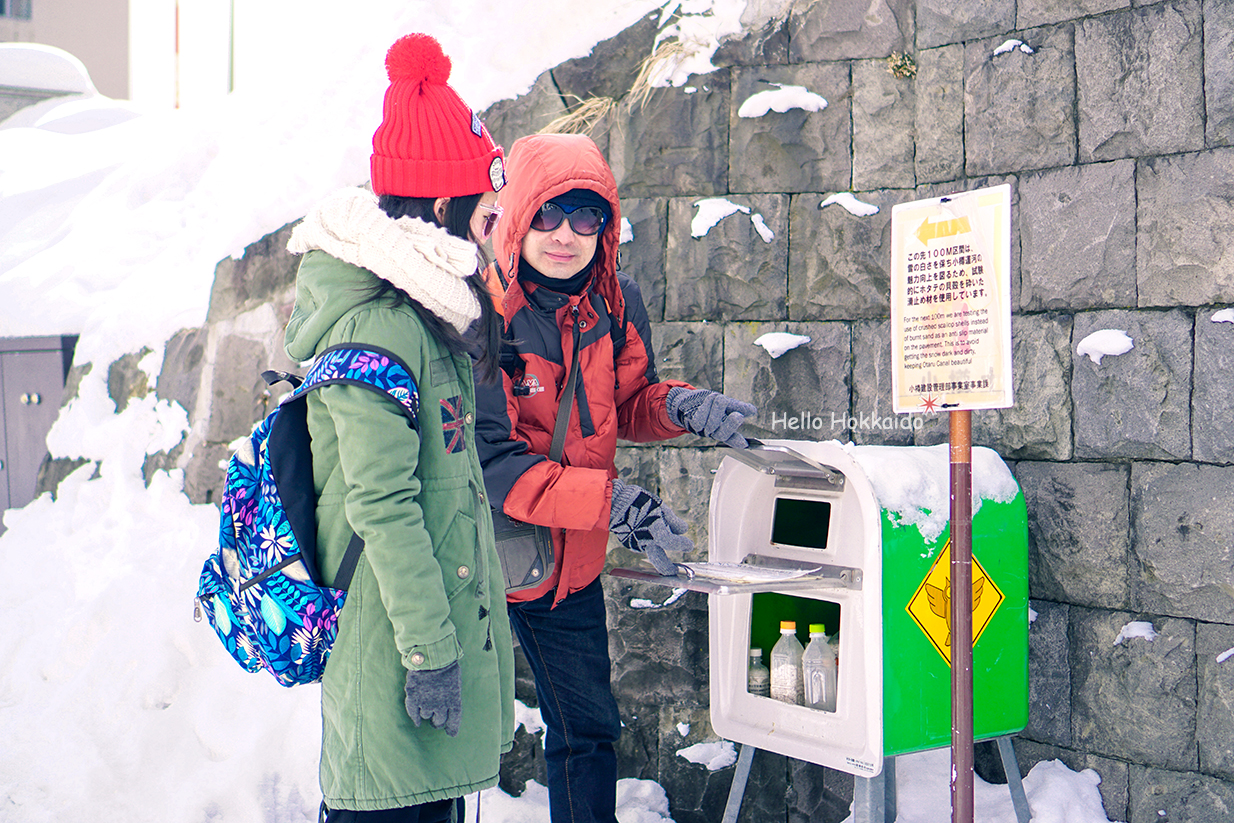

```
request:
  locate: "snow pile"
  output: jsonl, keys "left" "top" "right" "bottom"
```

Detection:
{"left": 750, "top": 213, "right": 775, "bottom": 242}
{"left": 513, "top": 698, "right": 547, "bottom": 737}
{"left": 1114, "top": 621, "right": 1158, "bottom": 646}
{"left": 992, "top": 39, "right": 1035, "bottom": 56}
{"left": 0, "top": 433, "right": 303, "bottom": 823}
{"left": 614, "top": 779, "right": 674, "bottom": 822}
{"left": 629, "top": 588, "right": 688, "bottom": 609}
{"left": 820, "top": 191, "right": 880, "bottom": 217}
{"left": 690, "top": 197, "right": 772, "bottom": 241}
{"left": 844, "top": 443, "right": 1021, "bottom": 543}
{"left": 677, "top": 740, "right": 738, "bottom": 771}
{"left": 475, "top": 776, "right": 669, "bottom": 822}
{"left": 871, "top": 748, "right": 1115, "bottom": 823}
{"left": 754, "top": 332, "right": 811, "bottom": 358}
{"left": 0, "top": 42, "right": 95, "bottom": 93}
{"left": 737, "top": 83, "right": 827, "bottom": 117}
{"left": 1076, "top": 329, "right": 1134, "bottom": 365}
{"left": 646, "top": 0, "right": 756, "bottom": 88}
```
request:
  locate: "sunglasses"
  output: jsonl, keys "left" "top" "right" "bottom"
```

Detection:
{"left": 529, "top": 201, "right": 607, "bottom": 236}
{"left": 476, "top": 202, "right": 503, "bottom": 240}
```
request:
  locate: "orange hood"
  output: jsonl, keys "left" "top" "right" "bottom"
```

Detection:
{"left": 491, "top": 133, "right": 625, "bottom": 324}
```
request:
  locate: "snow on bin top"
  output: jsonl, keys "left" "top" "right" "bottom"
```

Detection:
{"left": 842, "top": 442, "right": 1020, "bottom": 544}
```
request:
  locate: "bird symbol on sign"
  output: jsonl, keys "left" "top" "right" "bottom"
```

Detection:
{"left": 925, "top": 576, "right": 985, "bottom": 648}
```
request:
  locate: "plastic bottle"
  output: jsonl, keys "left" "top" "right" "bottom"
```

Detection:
{"left": 747, "top": 648, "right": 770, "bottom": 697}
{"left": 802, "top": 623, "right": 838, "bottom": 712}
{"left": 770, "top": 621, "right": 804, "bottom": 704}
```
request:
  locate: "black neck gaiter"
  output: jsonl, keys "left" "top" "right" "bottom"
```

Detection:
{"left": 517, "top": 256, "right": 593, "bottom": 296}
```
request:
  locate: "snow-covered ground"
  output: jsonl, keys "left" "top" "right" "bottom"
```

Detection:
{"left": 0, "top": 1, "right": 1126, "bottom": 820}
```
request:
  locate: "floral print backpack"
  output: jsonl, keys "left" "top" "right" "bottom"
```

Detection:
{"left": 194, "top": 345, "right": 419, "bottom": 687}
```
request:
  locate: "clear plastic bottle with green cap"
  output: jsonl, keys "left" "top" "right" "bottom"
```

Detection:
{"left": 770, "top": 621, "right": 804, "bottom": 704}
{"left": 747, "top": 647, "right": 770, "bottom": 697}
{"left": 802, "top": 623, "right": 837, "bottom": 712}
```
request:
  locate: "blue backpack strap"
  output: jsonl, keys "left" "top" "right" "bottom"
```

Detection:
{"left": 290, "top": 344, "right": 420, "bottom": 427}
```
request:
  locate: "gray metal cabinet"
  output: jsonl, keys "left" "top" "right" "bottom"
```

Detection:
{"left": 0, "top": 336, "right": 76, "bottom": 530}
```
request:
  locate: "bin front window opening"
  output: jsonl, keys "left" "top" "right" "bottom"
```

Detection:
{"left": 770, "top": 497, "right": 832, "bottom": 550}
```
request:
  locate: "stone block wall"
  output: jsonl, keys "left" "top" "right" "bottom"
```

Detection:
{"left": 61, "top": 1, "right": 1234, "bottom": 821}
{"left": 482, "top": 2, "right": 1234, "bottom": 821}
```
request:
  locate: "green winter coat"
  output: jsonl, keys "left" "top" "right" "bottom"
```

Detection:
{"left": 284, "top": 190, "right": 514, "bottom": 811}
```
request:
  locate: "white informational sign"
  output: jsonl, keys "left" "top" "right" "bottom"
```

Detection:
{"left": 889, "top": 184, "right": 1013, "bottom": 414}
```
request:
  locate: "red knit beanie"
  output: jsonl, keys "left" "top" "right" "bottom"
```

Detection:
{"left": 371, "top": 33, "right": 505, "bottom": 197}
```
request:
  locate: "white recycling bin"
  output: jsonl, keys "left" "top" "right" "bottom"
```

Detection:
{"left": 614, "top": 439, "right": 1030, "bottom": 779}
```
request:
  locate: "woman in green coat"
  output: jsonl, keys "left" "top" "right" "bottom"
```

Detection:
{"left": 283, "top": 33, "right": 514, "bottom": 822}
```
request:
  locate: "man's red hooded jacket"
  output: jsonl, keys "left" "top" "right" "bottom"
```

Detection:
{"left": 476, "top": 133, "right": 694, "bottom": 604}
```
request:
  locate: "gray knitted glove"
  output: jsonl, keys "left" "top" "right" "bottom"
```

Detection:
{"left": 404, "top": 661, "right": 462, "bottom": 737}
{"left": 666, "top": 387, "right": 757, "bottom": 448}
{"left": 610, "top": 479, "right": 693, "bottom": 576}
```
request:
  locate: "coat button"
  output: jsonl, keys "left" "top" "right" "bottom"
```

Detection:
{"left": 464, "top": 412, "right": 475, "bottom": 424}
{"left": 457, "top": 566, "right": 471, "bottom": 579}
{"left": 410, "top": 652, "right": 425, "bottom": 666}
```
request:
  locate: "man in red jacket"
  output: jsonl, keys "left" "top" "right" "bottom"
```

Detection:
{"left": 475, "top": 133, "right": 756, "bottom": 823}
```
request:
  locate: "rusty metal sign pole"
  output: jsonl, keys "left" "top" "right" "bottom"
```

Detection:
{"left": 950, "top": 409, "right": 974, "bottom": 823}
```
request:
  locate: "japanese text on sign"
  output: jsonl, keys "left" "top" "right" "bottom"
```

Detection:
{"left": 889, "top": 185, "right": 1013, "bottom": 414}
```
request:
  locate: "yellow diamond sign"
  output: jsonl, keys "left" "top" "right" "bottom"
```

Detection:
{"left": 905, "top": 539, "right": 1004, "bottom": 666}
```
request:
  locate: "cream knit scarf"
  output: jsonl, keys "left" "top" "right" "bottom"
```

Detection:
{"left": 287, "top": 187, "right": 482, "bottom": 333}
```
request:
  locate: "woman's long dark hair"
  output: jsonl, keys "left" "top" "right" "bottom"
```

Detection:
{"left": 372, "top": 192, "right": 502, "bottom": 384}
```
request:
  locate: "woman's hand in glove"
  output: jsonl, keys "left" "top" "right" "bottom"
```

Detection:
{"left": 404, "top": 661, "right": 462, "bottom": 737}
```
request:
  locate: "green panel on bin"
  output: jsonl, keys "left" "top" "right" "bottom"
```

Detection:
{"left": 882, "top": 492, "right": 1029, "bottom": 756}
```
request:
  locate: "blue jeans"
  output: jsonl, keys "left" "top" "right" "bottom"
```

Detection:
{"left": 508, "top": 578, "right": 620, "bottom": 823}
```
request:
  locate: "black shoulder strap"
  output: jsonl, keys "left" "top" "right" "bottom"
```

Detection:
{"left": 551, "top": 313, "right": 582, "bottom": 462}
{"left": 608, "top": 304, "right": 626, "bottom": 359}
{"left": 333, "top": 533, "right": 364, "bottom": 591}
{"left": 603, "top": 269, "right": 634, "bottom": 360}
